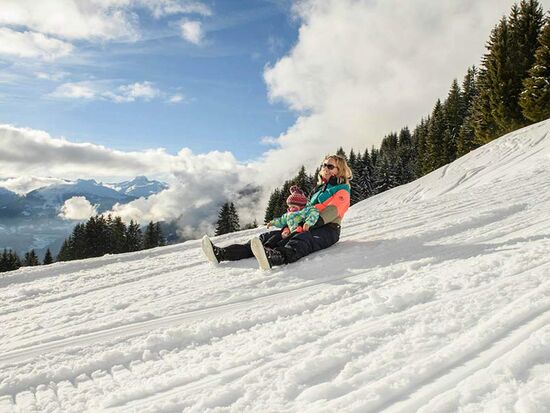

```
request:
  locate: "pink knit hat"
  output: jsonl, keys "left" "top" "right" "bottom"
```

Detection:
{"left": 287, "top": 185, "right": 307, "bottom": 207}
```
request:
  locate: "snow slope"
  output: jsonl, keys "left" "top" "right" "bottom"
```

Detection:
{"left": 1, "top": 120, "right": 550, "bottom": 412}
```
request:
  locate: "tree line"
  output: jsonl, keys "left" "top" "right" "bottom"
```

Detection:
{"left": 0, "top": 248, "right": 53, "bottom": 273}
{"left": 0, "top": 215, "right": 166, "bottom": 273}
{"left": 57, "top": 215, "right": 165, "bottom": 262}
{"left": 263, "top": 0, "right": 550, "bottom": 222}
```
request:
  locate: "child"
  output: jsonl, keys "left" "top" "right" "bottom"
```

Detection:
{"left": 268, "top": 185, "right": 319, "bottom": 238}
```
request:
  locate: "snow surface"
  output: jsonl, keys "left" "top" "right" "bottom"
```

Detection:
{"left": 2, "top": 120, "right": 550, "bottom": 412}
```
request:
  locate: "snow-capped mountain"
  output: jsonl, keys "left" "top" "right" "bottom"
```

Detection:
{"left": 108, "top": 176, "right": 168, "bottom": 198}
{"left": 0, "top": 188, "right": 23, "bottom": 218}
{"left": 2, "top": 120, "right": 550, "bottom": 412}
{"left": 0, "top": 176, "right": 169, "bottom": 255}
{"left": 0, "top": 176, "right": 168, "bottom": 218}
{"left": 25, "top": 179, "right": 135, "bottom": 214}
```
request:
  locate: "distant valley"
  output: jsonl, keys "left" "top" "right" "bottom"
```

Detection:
{"left": 0, "top": 176, "right": 168, "bottom": 258}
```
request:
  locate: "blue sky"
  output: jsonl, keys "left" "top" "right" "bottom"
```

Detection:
{"left": 0, "top": 0, "right": 298, "bottom": 159}
{"left": 1, "top": 0, "right": 543, "bottom": 230}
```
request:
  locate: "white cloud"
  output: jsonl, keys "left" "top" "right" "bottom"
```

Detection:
{"left": 0, "top": 124, "right": 156, "bottom": 178}
{"left": 50, "top": 80, "right": 166, "bottom": 103}
{"left": 0, "top": 28, "right": 73, "bottom": 60}
{"left": 109, "top": 81, "right": 161, "bottom": 102}
{"left": 51, "top": 82, "right": 98, "bottom": 99}
{"left": 35, "top": 71, "right": 69, "bottom": 81}
{"left": 180, "top": 20, "right": 203, "bottom": 44}
{"left": 169, "top": 94, "right": 185, "bottom": 103}
{"left": 0, "top": 125, "right": 260, "bottom": 233}
{"left": 140, "top": 0, "right": 212, "bottom": 18}
{"left": 0, "top": 0, "right": 212, "bottom": 59}
{"left": 258, "top": 0, "right": 526, "bottom": 188}
{"left": 59, "top": 196, "right": 98, "bottom": 220}
{"left": 0, "top": 176, "right": 68, "bottom": 195}
{"left": 0, "top": 0, "right": 138, "bottom": 42}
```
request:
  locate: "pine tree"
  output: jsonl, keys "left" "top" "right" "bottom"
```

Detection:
{"left": 215, "top": 203, "right": 231, "bottom": 236}
{"left": 24, "top": 250, "right": 40, "bottom": 266}
{"left": 110, "top": 216, "right": 127, "bottom": 253}
{"left": 348, "top": 149, "right": 364, "bottom": 205}
{"left": 476, "top": 2, "right": 544, "bottom": 141}
{"left": 143, "top": 221, "right": 157, "bottom": 249}
{"left": 370, "top": 146, "right": 379, "bottom": 169}
{"left": 397, "top": 127, "right": 416, "bottom": 184}
{"left": 12, "top": 250, "right": 21, "bottom": 270}
{"left": 462, "top": 66, "right": 479, "bottom": 110}
{"left": 336, "top": 147, "right": 347, "bottom": 159}
{"left": 293, "top": 166, "right": 314, "bottom": 195}
{"left": 264, "top": 188, "right": 281, "bottom": 223}
{"left": 57, "top": 239, "right": 73, "bottom": 262}
{"left": 374, "top": 155, "right": 398, "bottom": 194}
{"left": 380, "top": 132, "right": 399, "bottom": 157}
{"left": 457, "top": 67, "right": 481, "bottom": 156}
{"left": 0, "top": 249, "right": 7, "bottom": 272}
{"left": 71, "top": 223, "right": 87, "bottom": 259}
{"left": 360, "top": 148, "right": 375, "bottom": 197}
{"left": 443, "top": 79, "right": 465, "bottom": 163}
{"left": 228, "top": 203, "right": 240, "bottom": 233}
{"left": 508, "top": 0, "right": 545, "bottom": 123}
{"left": 125, "top": 220, "right": 143, "bottom": 252}
{"left": 43, "top": 248, "right": 53, "bottom": 265}
{"left": 84, "top": 215, "right": 110, "bottom": 257}
{"left": 425, "top": 100, "right": 447, "bottom": 173}
{"left": 413, "top": 118, "right": 429, "bottom": 178}
{"left": 521, "top": 12, "right": 550, "bottom": 121}
{"left": 471, "top": 68, "right": 500, "bottom": 145}
{"left": 1, "top": 249, "right": 22, "bottom": 272}
{"left": 155, "top": 222, "right": 166, "bottom": 247}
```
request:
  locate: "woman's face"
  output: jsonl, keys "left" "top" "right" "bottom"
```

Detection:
{"left": 321, "top": 158, "right": 339, "bottom": 181}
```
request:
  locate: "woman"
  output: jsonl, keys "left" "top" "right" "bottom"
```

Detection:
{"left": 202, "top": 154, "right": 352, "bottom": 270}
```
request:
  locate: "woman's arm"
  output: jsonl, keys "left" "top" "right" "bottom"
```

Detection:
{"left": 314, "top": 189, "right": 350, "bottom": 225}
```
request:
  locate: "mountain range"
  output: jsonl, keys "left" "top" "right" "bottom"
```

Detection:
{"left": 0, "top": 176, "right": 168, "bottom": 219}
{"left": 0, "top": 176, "right": 168, "bottom": 257}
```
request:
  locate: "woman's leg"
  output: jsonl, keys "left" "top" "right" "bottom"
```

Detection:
{"left": 263, "top": 231, "right": 284, "bottom": 248}
{"left": 219, "top": 230, "right": 283, "bottom": 261}
{"left": 277, "top": 225, "right": 340, "bottom": 264}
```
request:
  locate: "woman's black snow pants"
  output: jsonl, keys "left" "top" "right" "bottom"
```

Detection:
{"left": 221, "top": 224, "right": 340, "bottom": 264}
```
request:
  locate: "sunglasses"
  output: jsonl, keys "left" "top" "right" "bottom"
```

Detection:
{"left": 322, "top": 163, "right": 338, "bottom": 170}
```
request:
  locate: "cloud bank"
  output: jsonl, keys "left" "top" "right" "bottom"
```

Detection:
{"left": 0, "top": 124, "right": 259, "bottom": 237}
{"left": 257, "top": 0, "right": 522, "bottom": 187}
{"left": 59, "top": 197, "right": 98, "bottom": 220}
{"left": 0, "top": 28, "right": 74, "bottom": 60}
{"left": 0, "top": 0, "right": 212, "bottom": 60}
{"left": 0, "top": 176, "right": 68, "bottom": 195}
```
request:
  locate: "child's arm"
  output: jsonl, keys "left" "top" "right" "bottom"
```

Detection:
{"left": 302, "top": 206, "right": 320, "bottom": 231}
{"left": 269, "top": 214, "right": 288, "bottom": 228}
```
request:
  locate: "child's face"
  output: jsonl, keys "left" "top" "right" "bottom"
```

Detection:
{"left": 287, "top": 204, "right": 302, "bottom": 213}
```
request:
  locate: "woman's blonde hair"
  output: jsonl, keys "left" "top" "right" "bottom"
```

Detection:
{"left": 318, "top": 154, "right": 353, "bottom": 185}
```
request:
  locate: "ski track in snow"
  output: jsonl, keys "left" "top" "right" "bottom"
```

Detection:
{"left": 2, "top": 120, "right": 550, "bottom": 412}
